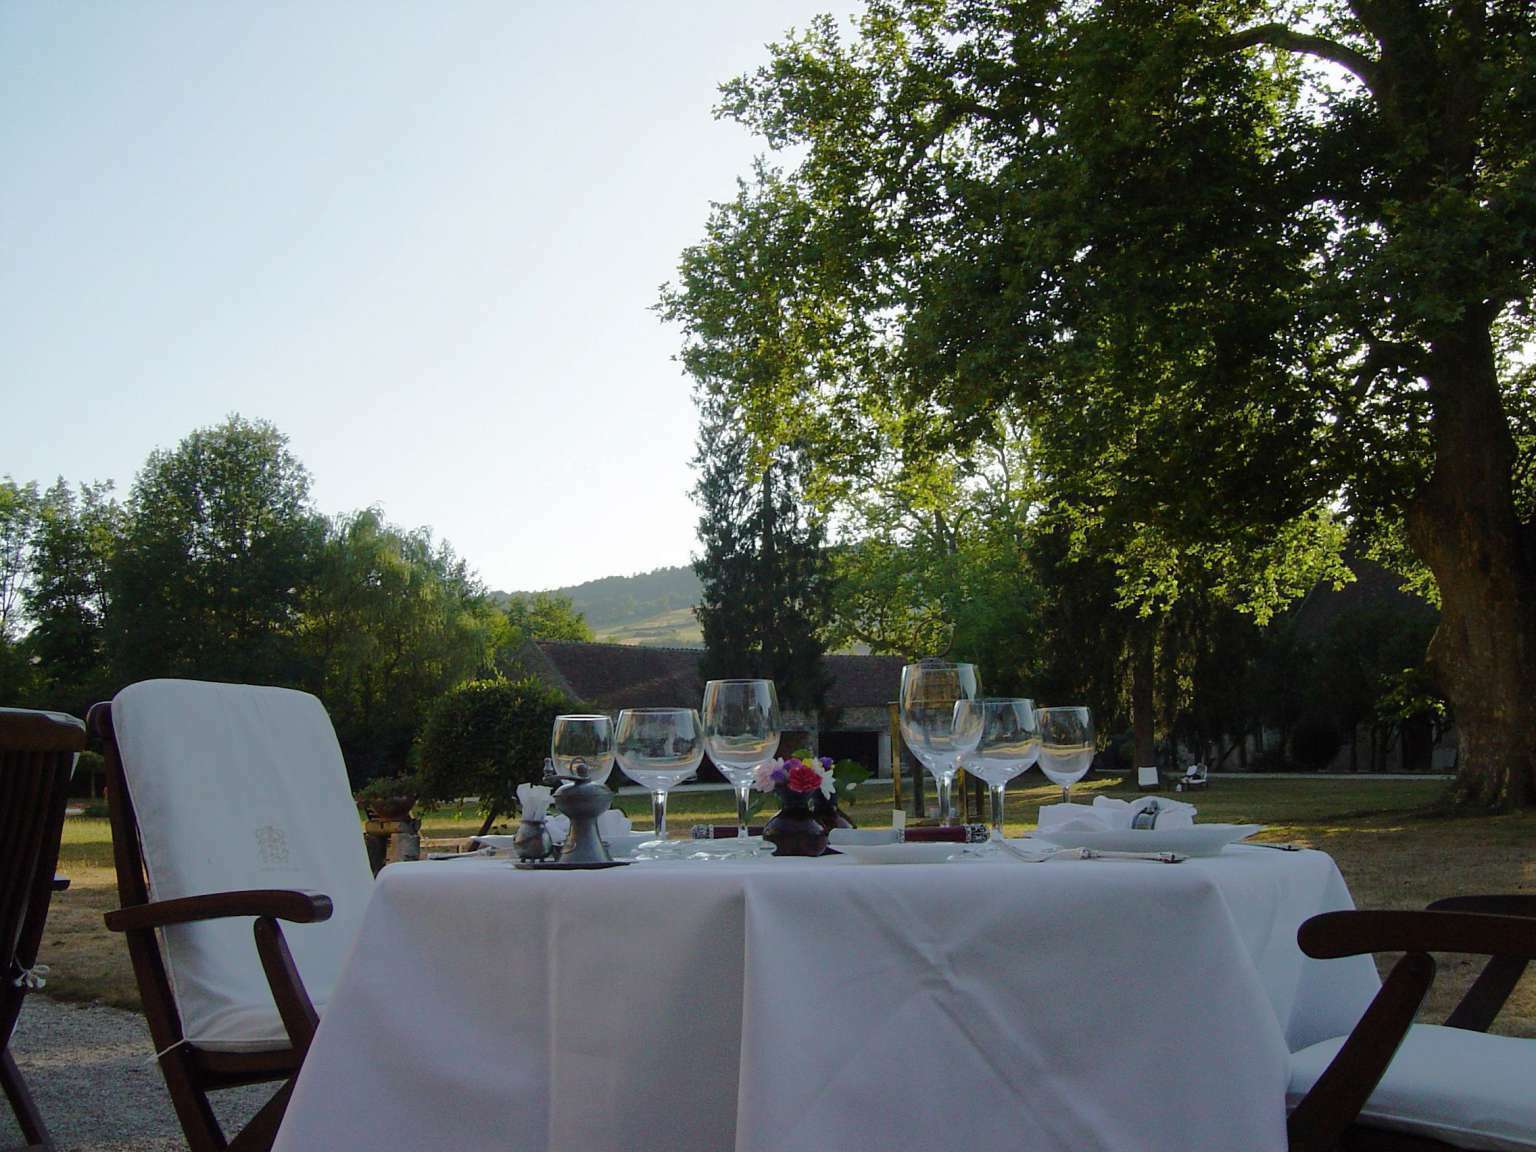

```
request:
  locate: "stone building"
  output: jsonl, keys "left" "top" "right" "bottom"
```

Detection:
{"left": 514, "top": 640, "right": 908, "bottom": 778}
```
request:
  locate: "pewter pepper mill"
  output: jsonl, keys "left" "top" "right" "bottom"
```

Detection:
{"left": 545, "top": 761, "right": 614, "bottom": 864}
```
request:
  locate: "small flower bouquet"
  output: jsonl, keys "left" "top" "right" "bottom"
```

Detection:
{"left": 751, "top": 756, "right": 836, "bottom": 801}
{"left": 753, "top": 756, "right": 836, "bottom": 856}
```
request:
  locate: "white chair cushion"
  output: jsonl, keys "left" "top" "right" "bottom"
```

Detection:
{"left": 112, "top": 679, "right": 374, "bottom": 1052}
{"left": 1289, "top": 1023, "right": 1536, "bottom": 1151}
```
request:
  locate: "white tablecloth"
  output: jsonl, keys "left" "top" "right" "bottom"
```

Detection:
{"left": 274, "top": 846, "right": 1378, "bottom": 1152}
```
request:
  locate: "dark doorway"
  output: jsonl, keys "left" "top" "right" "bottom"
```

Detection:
{"left": 818, "top": 730, "right": 880, "bottom": 772}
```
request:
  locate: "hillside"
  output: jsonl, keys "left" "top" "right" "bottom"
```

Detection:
{"left": 497, "top": 564, "right": 703, "bottom": 647}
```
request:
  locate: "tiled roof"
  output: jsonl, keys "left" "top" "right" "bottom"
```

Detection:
{"left": 527, "top": 641, "right": 906, "bottom": 712}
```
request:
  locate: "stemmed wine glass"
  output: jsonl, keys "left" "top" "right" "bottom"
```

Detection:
{"left": 899, "top": 661, "right": 980, "bottom": 826}
{"left": 951, "top": 698, "right": 1040, "bottom": 848}
{"left": 614, "top": 708, "right": 703, "bottom": 857}
{"left": 701, "top": 679, "right": 781, "bottom": 853}
{"left": 1037, "top": 706, "right": 1095, "bottom": 805}
{"left": 550, "top": 714, "right": 614, "bottom": 785}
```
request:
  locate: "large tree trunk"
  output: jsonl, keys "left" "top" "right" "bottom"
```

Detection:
{"left": 1406, "top": 319, "right": 1536, "bottom": 809}
{"left": 1130, "top": 619, "right": 1157, "bottom": 769}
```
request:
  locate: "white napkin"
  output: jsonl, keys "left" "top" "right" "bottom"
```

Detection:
{"left": 597, "top": 809, "right": 632, "bottom": 841}
{"left": 516, "top": 783, "right": 552, "bottom": 821}
{"left": 467, "top": 834, "right": 518, "bottom": 853}
{"left": 545, "top": 813, "right": 570, "bottom": 844}
{"left": 828, "top": 828, "right": 901, "bottom": 846}
{"left": 1037, "top": 795, "right": 1197, "bottom": 833}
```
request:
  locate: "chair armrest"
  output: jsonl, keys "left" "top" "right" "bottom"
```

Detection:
{"left": 1299, "top": 909, "right": 1536, "bottom": 962}
{"left": 105, "top": 890, "right": 333, "bottom": 933}
{"left": 1428, "top": 894, "right": 1536, "bottom": 918}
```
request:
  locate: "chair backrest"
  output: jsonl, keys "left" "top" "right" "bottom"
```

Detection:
{"left": 1136, "top": 764, "right": 1160, "bottom": 788}
{"left": 0, "top": 708, "right": 83, "bottom": 988}
{"left": 105, "top": 680, "right": 373, "bottom": 1052}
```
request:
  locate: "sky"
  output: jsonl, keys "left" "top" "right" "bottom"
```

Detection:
{"left": 0, "top": 0, "right": 862, "bottom": 593}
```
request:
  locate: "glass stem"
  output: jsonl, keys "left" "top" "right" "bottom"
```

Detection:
{"left": 736, "top": 784, "right": 752, "bottom": 838}
{"left": 652, "top": 789, "right": 668, "bottom": 840}
{"left": 991, "top": 784, "right": 1007, "bottom": 841}
{"left": 1061, "top": 784, "right": 1071, "bottom": 806}
{"left": 938, "top": 772, "right": 954, "bottom": 826}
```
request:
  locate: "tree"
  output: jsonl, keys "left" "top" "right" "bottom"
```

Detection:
{"left": 665, "top": 0, "right": 1536, "bottom": 807}
{"left": 504, "top": 592, "right": 593, "bottom": 650}
{"left": 416, "top": 676, "right": 572, "bottom": 834}
{"left": 23, "top": 480, "right": 123, "bottom": 714}
{"left": 693, "top": 391, "right": 833, "bottom": 711}
{"left": 0, "top": 479, "right": 39, "bottom": 644}
{"left": 110, "top": 416, "right": 322, "bottom": 684}
{"left": 302, "top": 508, "right": 505, "bottom": 781}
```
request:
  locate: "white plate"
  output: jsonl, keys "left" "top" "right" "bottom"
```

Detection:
{"left": 1026, "top": 824, "right": 1264, "bottom": 858}
{"left": 831, "top": 841, "right": 962, "bottom": 865}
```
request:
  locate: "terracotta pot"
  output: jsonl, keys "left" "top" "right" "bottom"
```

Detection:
{"left": 763, "top": 790, "right": 829, "bottom": 857}
{"left": 362, "top": 796, "right": 416, "bottom": 821}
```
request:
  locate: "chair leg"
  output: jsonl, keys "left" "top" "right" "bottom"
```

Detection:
{"left": 1, "top": 1047, "right": 53, "bottom": 1149}
{"left": 225, "top": 1079, "right": 293, "bottom": 1152}
{"left": 158, "top": 1051, "right": 230, "bottom": 1152}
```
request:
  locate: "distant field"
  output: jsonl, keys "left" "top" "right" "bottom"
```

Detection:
{"left": 593, "top": 605, "right": 702, "bottom": 647}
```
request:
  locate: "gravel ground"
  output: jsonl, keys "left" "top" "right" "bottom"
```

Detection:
{"left": 2, "top": 997, "right": 264, "bottom": 1152}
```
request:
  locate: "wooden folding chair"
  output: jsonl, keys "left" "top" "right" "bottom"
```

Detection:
{"left": 90, "top": 680, "right": 374, "bottom": 1152}
{"left": 1287, "top": 895, "right": 1536, "bottom": 1152}
{"left": 1, "top": 707, "right": 85, "bottom": 1151}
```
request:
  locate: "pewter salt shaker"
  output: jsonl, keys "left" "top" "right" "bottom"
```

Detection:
{"left": 547, "top": 761, "right": 615, "bottom": 864}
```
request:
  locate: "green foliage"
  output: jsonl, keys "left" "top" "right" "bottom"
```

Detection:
{"left": 303, "top": 508, "right": 505, "bottom": 780}
{"left": 0, "top": 480, "right": 40, "bottom": 636}
{"left": 503, "top": 591, "right": 593, "bottom": 650}
{"left": 415, "top": 676, "right": 572, "bottom": 829}
{"left": 23, "top": 479, "right": 123, "bottom": 714}
{"left": 693, "top": 391, "right": 833, "bottom": 711}
{"left": 110, "top": 416, "right": 322, "bottom": 684}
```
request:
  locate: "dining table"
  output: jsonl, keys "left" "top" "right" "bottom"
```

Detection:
{"left": 271, "top": 842, "right": 1380, "bottom": 1152}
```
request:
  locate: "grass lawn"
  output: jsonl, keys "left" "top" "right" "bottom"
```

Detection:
{"left": 41, "top": 772, "right": 1535, "bottom": 1035}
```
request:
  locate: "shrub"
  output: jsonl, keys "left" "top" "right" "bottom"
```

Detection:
{"left": 416, "top": 676, "right": 572, "bottom": 829}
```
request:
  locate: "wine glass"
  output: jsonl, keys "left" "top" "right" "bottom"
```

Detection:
{"left": 550, "top": 714, "right": 614, "bottom": 785}
{"left": 899, "top": 661, "right": 980, "bottom": 825}
{"left": 701, "top": 680, "right": 780, "bottom": 852}
{"left": 952, "top": 698, "right": 1040, "bottom": 847}
{"left": 1037, "top": 706, "right": 1095, "bottom": 805}
{"left": 614, "top": 707, "right": 703, "bottom": 855}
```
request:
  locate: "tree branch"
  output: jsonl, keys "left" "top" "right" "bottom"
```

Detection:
{"left": 1222, "top": 23, "right": 1379, "bottom": 94}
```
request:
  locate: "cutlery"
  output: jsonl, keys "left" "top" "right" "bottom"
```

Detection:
{"left": 999, "top": 842, "right": 1185, "bottom": 865}
{"left": 1243, "top": 841, "right": 1303, "bottom": 852}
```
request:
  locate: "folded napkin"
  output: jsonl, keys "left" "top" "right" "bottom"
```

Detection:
{"left": 1037, "top": 795, "right": 1197, "bottom": 833}
{"left": 828, "top": 828, "right": 900, "bottom": 846}
{"left": 516, "top": 783, "right": 552, "bottom": 821}
{"left": 467, "top": 834, "right": 518, "bottom": 853}
{"left": 545, "top": 813, "right": 570, "bottom": 844}
{"left": 828, "top": 826, "right": 980, "bottom": 845}
{"left": 597, "top": 809, "right": 632, "bottom": 842}
{"left": 694, "top": 824, "right": 768, "bottom": 839}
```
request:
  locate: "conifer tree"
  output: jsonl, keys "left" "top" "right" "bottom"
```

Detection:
{"left": 692, "top": 393, "right": 831, "bottom": 712}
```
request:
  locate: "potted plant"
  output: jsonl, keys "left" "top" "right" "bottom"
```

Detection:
{"left": 354, "top": 773, "right": 421, "bottom": 822}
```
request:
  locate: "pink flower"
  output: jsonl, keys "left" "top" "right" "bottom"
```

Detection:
{"left": 751, "top": 759, "right": 788, "bottom": 793}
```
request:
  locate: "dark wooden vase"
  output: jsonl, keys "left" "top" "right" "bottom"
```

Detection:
{"left": 763, "top": 789, "right": 829, "bottom": 857}
{"left": 813, "top": 791, "right": 855, "bottom": 832}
